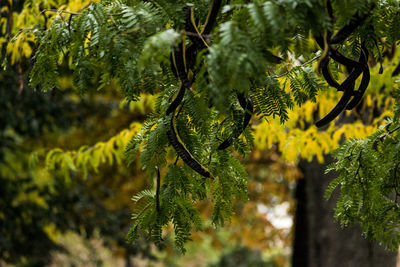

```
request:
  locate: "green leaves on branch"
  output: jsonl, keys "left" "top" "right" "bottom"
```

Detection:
{"left": 127, "top": 152, "right": 248, "bottom": 253}
{"left": 327, "top": 119, "right": 400, "bottom": 250}
{"left": 30, "top": 1, "right": 172, "bottom": 98}
{"left": 252, "top": 76, "right": 292, "bottom": 123}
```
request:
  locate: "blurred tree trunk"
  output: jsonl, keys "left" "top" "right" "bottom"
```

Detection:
{"left": 292, "top": 157, "right": 397, "bottom": 267}
{"left": 125, "top": 252, "right": 131, "bottom": 267}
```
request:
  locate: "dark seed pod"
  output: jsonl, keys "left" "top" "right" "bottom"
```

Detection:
{"left": 346, "top": 45, "right": 370, "bottom": 110}
{"left": 217, "top": 136, "right": 233, "bottom": 151}
{"left": 321, "top": 58, "right": 341, "bottom": 90}
{"left": 167, "top": 115, "right": 211, "bottom": 178}
{"left": 166, "top": 84, "right": 186, "bottom": 115}
{"left": 329, "top": 49, "right": 362, "bottom": 69}
{"left": 173, "top": 45, "right": 192, "bottom": 89}
{"left": 392, "top": 61, "right": 400, "bottom": 77}
{"left": 330, "top": 12, "right": 370, "bottom": 44}
{"left": 316, "top": 65, "right": 363, "bottom": 127}
{"left": 202, "top": 0, "right": 222, "bottom": 35}
{"left": 243, "top": 96, "right": 253, "bottom": 129}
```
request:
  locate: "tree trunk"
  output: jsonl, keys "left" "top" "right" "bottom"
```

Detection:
{"left": 292, "top": 157, "right": 397, "bottom": 267}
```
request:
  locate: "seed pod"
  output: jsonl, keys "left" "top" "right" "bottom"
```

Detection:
{"left": 167, "top": 113, "right": 211, "bottom": 178}
{"left": 316, "top": 65, "right": 363, "bottom": 127}
{"left": 346, "top": 45, "right": 370, "bottom": 110}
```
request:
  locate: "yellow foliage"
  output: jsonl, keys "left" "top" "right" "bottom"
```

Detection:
{"left": 45, "top": 122, "right": 142, "bottom": 178}
{"left": 251, "top": 53, "right": 399, "bottom": 164}
{"left": 43, "top": 223, "right": 61, "bottom": 243}
{"left": 2, "top": 0, "right": 91, "bottom": 64}
{"left": 119, "top": 93, "right": 158, "bottom": 112}
{"left": 253, "top": 90, "right": 393, "bottom": 163}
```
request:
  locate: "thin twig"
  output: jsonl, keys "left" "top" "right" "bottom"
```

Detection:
{"left": 57, "top": 10, "right": 67, "bottom": 26}
{"left": 379, "top": 125, "right": 400, "bottom": 141}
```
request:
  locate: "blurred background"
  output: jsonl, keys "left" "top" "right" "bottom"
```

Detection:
{"left": 1, "top": 0, "right": 399, "bottom": 266}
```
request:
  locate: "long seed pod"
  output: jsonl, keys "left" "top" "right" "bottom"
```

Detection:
{"left": 317, "top": 37, "right": 341, "bottom": 90}
{"left": 202, "top": 0, "right": 222, "bottom": 35}
{"left": 326, "top": 0, "right": 333, "bottom": 20}
{"left": 317, "top": 31, "right": 330, "bottom": 74}
{"left": 166, "top": 41, "right": 192, "bottom": 115}
{"left": 167, "top": 109, "right": 211, "bottom": 178}
{"left": 346, "top": 45, "right": 370, "bottom": 109}
{"left": 170, "top": 49, "right": 179, "bottom": 79}
{"left": 329, "top": 49, "right": 362, "bottom": 69}
{"left": 315, "top": 35, "right": 326, "bottom": 50}
{"left": 243, "top": 95, "right": 254, "bottom": 129}
{"left": 315, "top": 36, "right": 362, "bottom": 71}
{"left": 166, "top": 84, "right": 186, "bottom": 115}
{"left": 218, "top": 136, "right": 233, "bottom": 151}
{"left": 321, "top": 57, "right": 341, "bottom": 89}
{"left": 182, "top": 0, "right": 222, "bottom": 59}
{"left": 392, "top": 61, "right": 400, "bottom": 77}
{"left": 185, "top": 44, "right": 198, "bottom": 73}
{"left": 330, "top": 11, "right": 371, "bottom": 44}
{"left": 174, "top": 43, "right": 192, "bottom": 89}
{"left": 166, "top": 9, "right": 214, "bottom": 175}
{"left": 315, "top": 65, "right": 363, "bottom": 127}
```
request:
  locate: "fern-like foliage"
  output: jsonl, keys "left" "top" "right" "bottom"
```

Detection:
{"left": 25, "top": 0, "right": 400, "bottom": 252}
{"left": 287, "top": 65, "right": 326, "bottom": 105}
{"left": 327, "top": 116, "right": 400, "bottom": 250}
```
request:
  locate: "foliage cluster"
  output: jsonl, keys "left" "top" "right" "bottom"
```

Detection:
{"left": 0, "top": 63, "right": 156, "bottom": 264}
{"left": 5, "top": 0, "right": 400, "bottom": 253}
{"left": 327, "top": 111, "right": 400, "bottom": 250}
